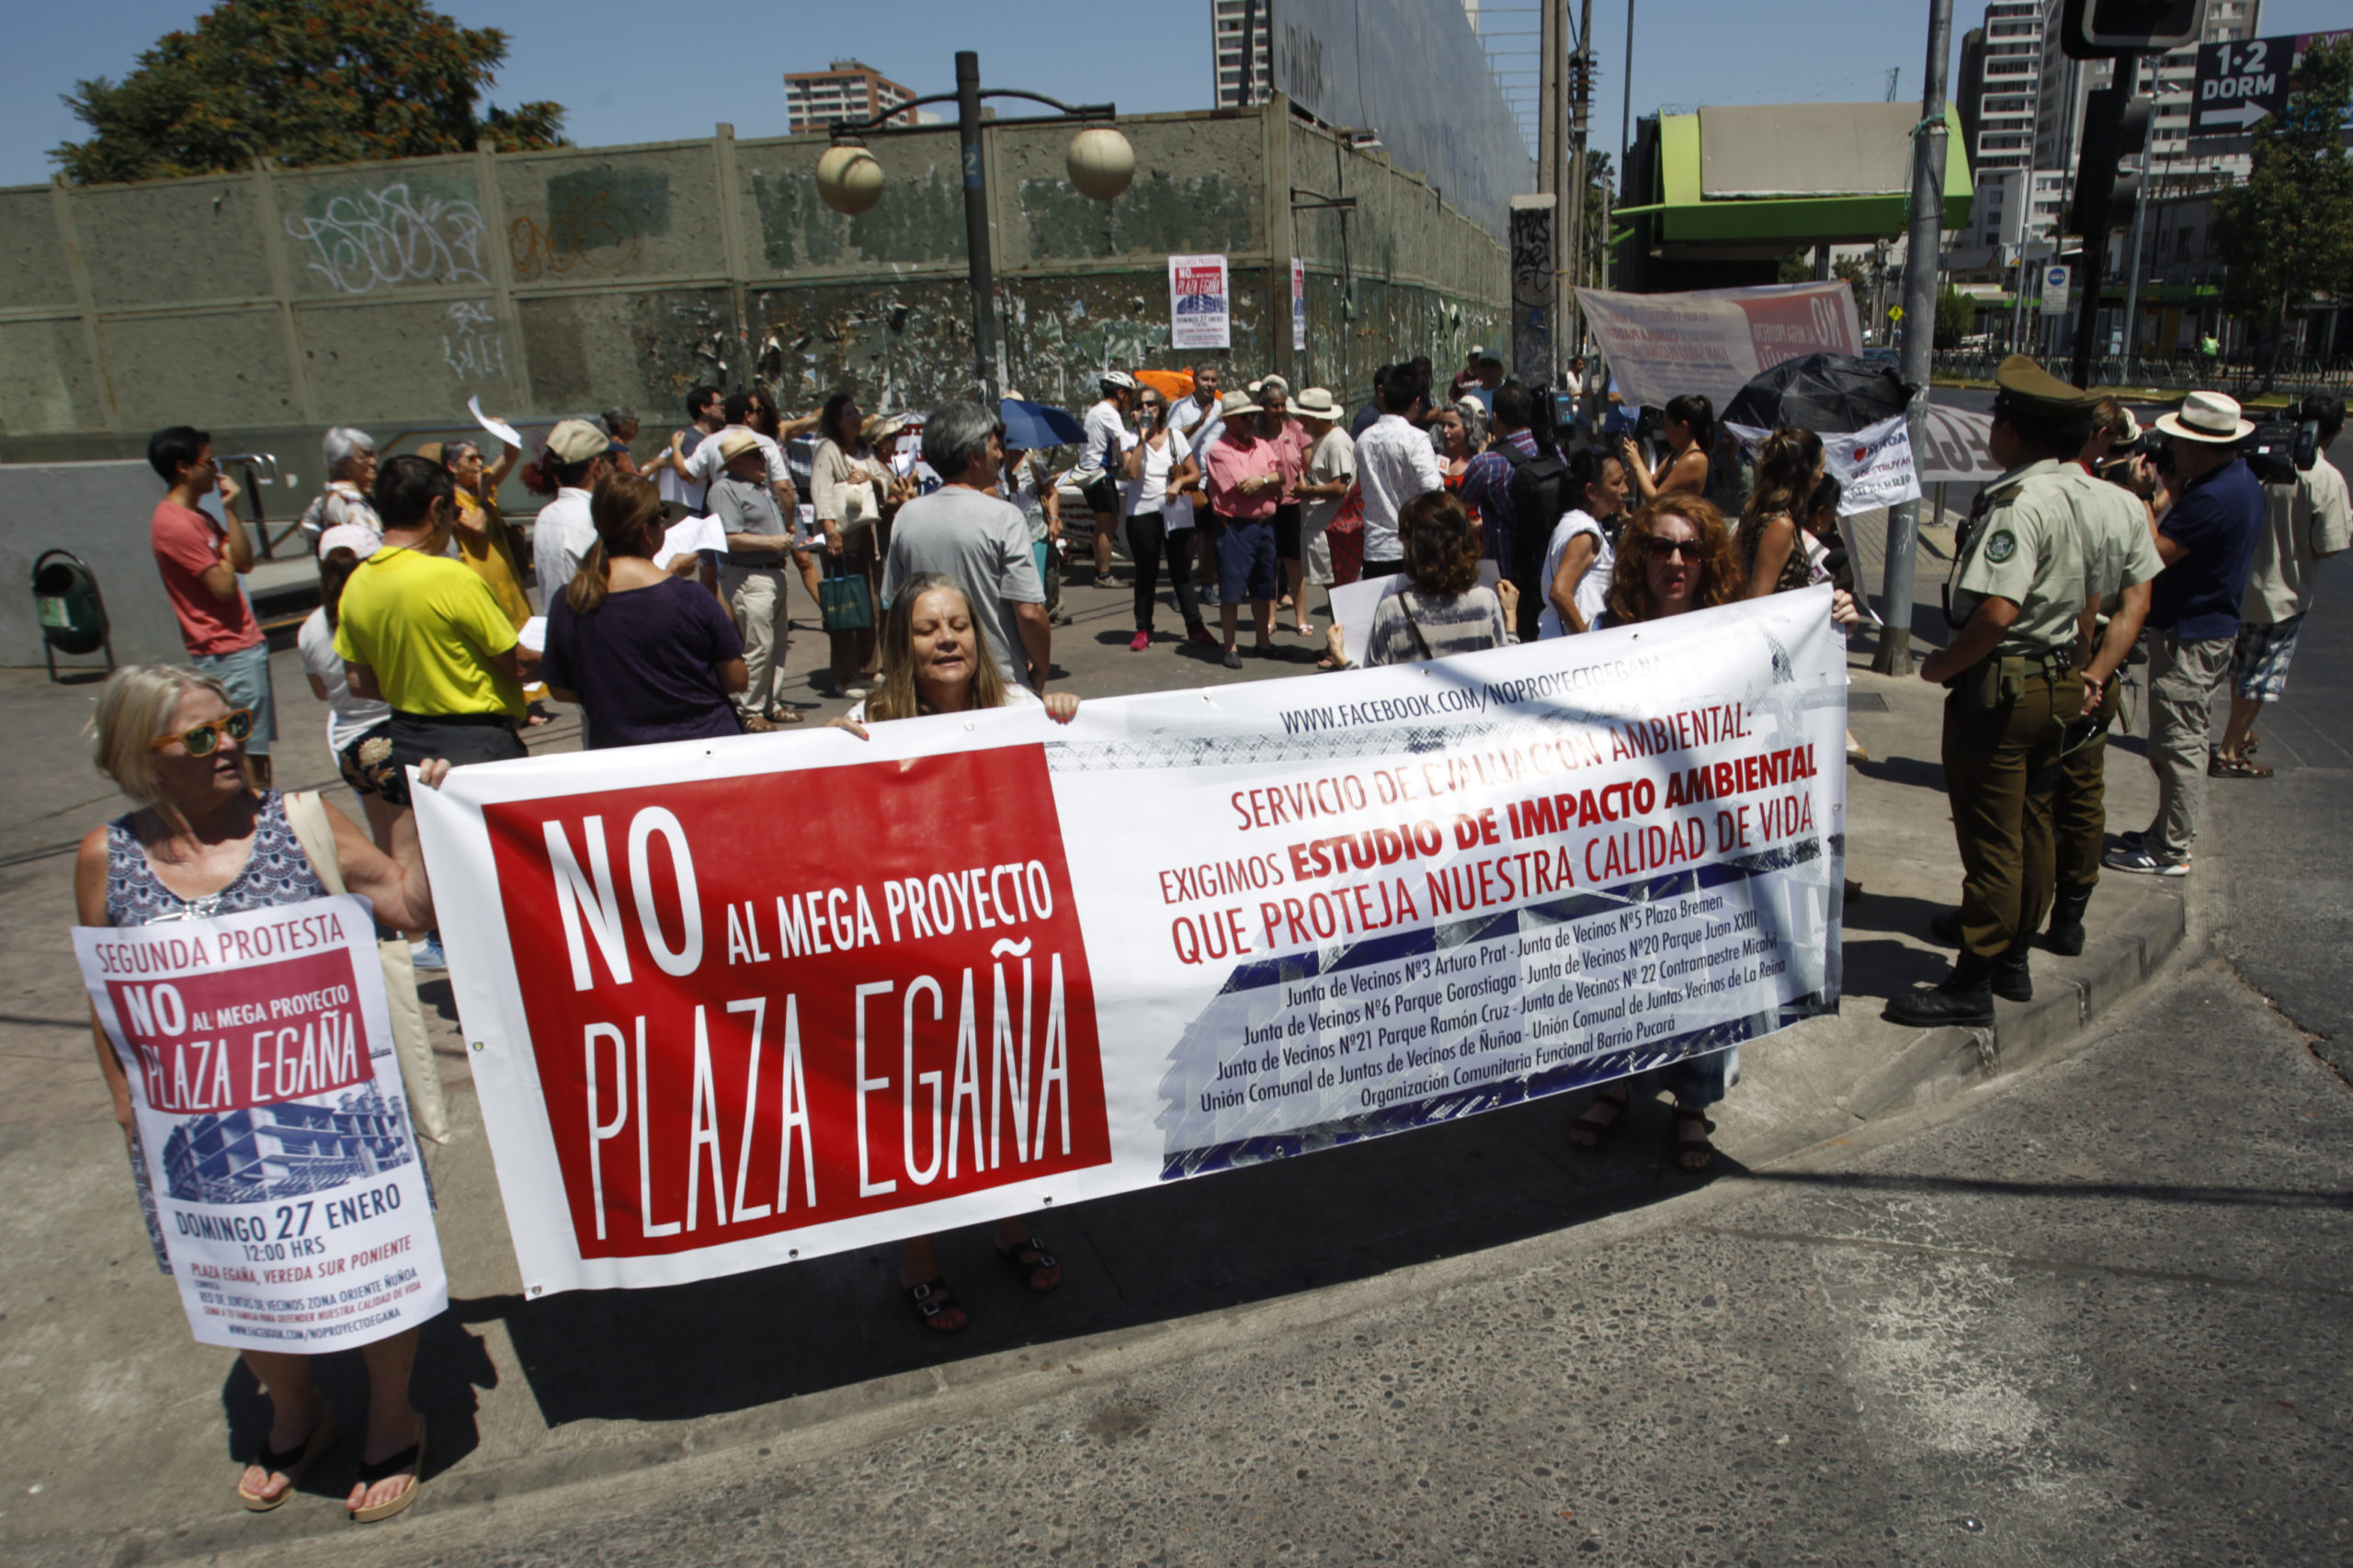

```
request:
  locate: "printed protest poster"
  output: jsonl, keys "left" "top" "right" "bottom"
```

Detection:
{"left": 1170, "top": 255, "right": 1232, "bottom": 350}
{"left": 1292, "top": 258, "right": 1308, "bottom": 353}
{"left": 1574, "top": 282, "right": 1861, "bottom": 417}
{"left": 1726, "top": 412, "right": 1921, "bottom": 517}
{"left": 416, "top": 590, "right": 1847, "bottom": 1296}
{"left": 74, "top": 897, "right": 448, "bottom": 1350}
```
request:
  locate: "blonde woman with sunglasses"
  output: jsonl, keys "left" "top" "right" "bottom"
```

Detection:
{"left": 74, "top": 664, "right": 449, "bottom": 1522}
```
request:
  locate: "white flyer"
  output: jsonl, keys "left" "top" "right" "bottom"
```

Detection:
{"left": 74, "top": 897, "right": 448, "bottom": 1351}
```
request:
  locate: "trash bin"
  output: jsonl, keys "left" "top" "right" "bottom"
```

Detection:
{"left": 31, "top": 549, "right": 115, "bottom": 682}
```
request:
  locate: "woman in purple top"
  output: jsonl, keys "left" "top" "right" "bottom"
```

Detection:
{"left": 541, "top": 477, "right": 749, "bottom": 748}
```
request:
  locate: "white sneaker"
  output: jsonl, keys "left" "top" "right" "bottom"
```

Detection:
{"left": 409, "top": 935, "right": 449, "bottom": 971}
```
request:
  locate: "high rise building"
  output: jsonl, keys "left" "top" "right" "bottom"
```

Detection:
{"left": 784, "top": 60, "right": 920, "bottom": 135}
{"left": 1958, "top": 0, "right": 2047, "bottom": 176}
{"left": 1216, "top": 1, "right": 1488, "bottom": 108}
{"left": 2029, "top": 0, "right": 2264, "bottom": 218}
{"left": 1211, "top": 1, "right": 1277, "bottom": 108}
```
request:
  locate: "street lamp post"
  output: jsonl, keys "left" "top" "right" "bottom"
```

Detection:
{"left": 819, "top": 51, "right": 1132, "bottom": 403}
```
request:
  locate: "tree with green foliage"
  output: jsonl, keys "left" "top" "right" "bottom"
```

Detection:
{"left": 2212, "top": 37, "right": 2353, "bottom": 364}
{"left": 1933, "top": 283, "right": 1974, "bottom": 350}
{"left": 52, "top": 0, "right": 565, "bottom": 185}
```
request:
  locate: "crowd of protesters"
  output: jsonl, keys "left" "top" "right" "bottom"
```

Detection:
{"left": 115, "top": 335, "right": 2342, "bottom": 1524}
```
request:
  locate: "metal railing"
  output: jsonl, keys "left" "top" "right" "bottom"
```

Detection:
{"left": 1932, "top": 350, "right": 2353, "bottom": 398}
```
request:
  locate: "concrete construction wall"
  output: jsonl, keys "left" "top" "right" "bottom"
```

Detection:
{"left": 0, "top": 98, "right": 1506, "bottom": 472}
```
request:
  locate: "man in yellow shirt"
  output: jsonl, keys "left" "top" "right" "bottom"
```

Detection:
{"left": 336, "top": 454, "right": 540, "bottom": 806}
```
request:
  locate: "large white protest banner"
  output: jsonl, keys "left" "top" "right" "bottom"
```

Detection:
{"left": 1574, "top": 282, "right": 1862, "bottom": 417}
{"left": 415, "top": 592, "right": 1848, "bottom": 1296}
{"left": 74, "top": 897, "right": 449, "bottom": 1350}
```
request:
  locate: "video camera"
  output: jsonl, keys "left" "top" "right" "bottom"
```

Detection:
{"left": 2245, "top": 419, "right": 2322, "bottom": 485}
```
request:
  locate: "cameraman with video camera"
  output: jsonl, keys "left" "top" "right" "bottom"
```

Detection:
{"left": 2211, "top": 396, "right": 2349, "bottom": 778}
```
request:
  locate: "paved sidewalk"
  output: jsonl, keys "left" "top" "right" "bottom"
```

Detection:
{"left": 0, "top": 564, "right": 2173, "bottom": 1563}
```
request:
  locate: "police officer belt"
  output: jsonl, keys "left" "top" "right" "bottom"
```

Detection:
{"left": 1950, "top": 648, "right": 2076, "bottom": 711}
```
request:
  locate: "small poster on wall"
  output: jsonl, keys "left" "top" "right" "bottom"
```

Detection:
{"left": 1169, "top": 255, "right": 1232, "bottom": 350}
{"left": 1291, "top": 258, "right": 1308, "bottom": 352}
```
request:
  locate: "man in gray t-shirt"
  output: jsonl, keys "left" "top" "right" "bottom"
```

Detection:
{"left": 881, "top": 400, "right": 1049, "bottom": 688}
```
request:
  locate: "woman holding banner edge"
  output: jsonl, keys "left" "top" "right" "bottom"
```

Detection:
{"left": 832, "top": 574, "right": 1079, "bottom": 1330}
{"left": 1570, "top": 497, "right": 1859, "bottom": 1169}
{"left": 74, "top": 663, "right": 449, "bottom": 1521}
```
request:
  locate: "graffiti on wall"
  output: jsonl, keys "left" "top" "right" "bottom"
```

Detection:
{"left": 442, "top": 301, "right": 507, "bottom": 381}
{"left": 512, "top": 168, "right": 670, "bottom": 280}
{"left": 287, "top": 180, "right": 488, "bottom": 295}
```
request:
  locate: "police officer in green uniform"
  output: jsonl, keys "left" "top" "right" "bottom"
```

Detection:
{"left": 1888, "top": 357, "right": 2096, "bottom": 1028}
{"left": 2042, "top": 403, "right": 2162, "bottom": 951}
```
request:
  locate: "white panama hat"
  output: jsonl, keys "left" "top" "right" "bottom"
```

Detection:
{"left": 2154, "top": 390, "right": 2256, "bottom": 444}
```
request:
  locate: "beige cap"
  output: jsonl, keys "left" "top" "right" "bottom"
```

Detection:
{"left": 1292, "top": 387, "right": 1342, "bottom": 419}
{"left": 717, "top": 428, "right": 765, "bottom": 462}
{"left": 1217, "top": 388, "right": 1264, "bottom": 421}
{"left": 544, "top": 418, "right": 609, "bottom": 464}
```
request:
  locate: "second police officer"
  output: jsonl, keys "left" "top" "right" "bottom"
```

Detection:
{"left": 1888, "top": 357, "right": 2097, "bottom": 1028}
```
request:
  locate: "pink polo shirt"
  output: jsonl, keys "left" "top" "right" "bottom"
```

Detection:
{"left": 1201, "top": 431, "right": 1281, "bottom": 521}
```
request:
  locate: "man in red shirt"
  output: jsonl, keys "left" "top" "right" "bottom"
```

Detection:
{"left": 147, "top": 426, "right": 275, "bottom": 785}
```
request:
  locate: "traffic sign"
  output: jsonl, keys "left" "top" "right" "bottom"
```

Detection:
{"left": 2193, "top": 31, "right": 2353, "bottom": 134}
{"left": 2039, "top": 265, "right": 2072, "bottom": 317}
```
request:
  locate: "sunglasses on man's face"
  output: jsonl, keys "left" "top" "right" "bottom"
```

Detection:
{"left": 149, "top": 709, "right": 255, "bottom": 757}
{"left": 1642, "top": 536, "right": 1700, "bottom": 562}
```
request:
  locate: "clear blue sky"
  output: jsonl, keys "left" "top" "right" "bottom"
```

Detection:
{"left": 4, "top": 1, "right": 2344, "bottom": 188}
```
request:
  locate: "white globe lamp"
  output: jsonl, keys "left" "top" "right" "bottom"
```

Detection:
{"left": 816, "top": 144, "right": 885, "bottom": 216}
{"left": 1065, "top": 126, "right": 1135, "bottom": 201}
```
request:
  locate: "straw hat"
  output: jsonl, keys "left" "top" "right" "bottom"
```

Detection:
{"left": 2154, "top": 390, "right": 2256, "bottom": 444}
{"left": 1292, "top": 387, "right": 1343, "bottom": 419}
{"left": 1217, "top": 389, "right": 1264, "bottom": 420}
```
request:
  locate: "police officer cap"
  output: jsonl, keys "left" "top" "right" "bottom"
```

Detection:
{"left": 1992, "top": 355, "right": 2093, "bottom": 418}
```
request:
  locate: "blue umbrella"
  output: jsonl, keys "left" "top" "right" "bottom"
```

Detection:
{"left": 1000, "top": 398, "right": 1086, "bottom": 450}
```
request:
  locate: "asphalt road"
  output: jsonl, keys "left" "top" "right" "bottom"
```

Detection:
{"left": 295, "top": 426, "right": 2353, "bottom": 1568}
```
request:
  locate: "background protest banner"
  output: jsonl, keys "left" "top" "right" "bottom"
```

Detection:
{"left": 1723, "top": 412, "right": 1922, "bottom": 517}
{"left": 1914, "top": 403, "right": 2001, "bottom": 486}
{"left": 415, "top": 592, "right": 1849, "bottom": 1297}
{"left": 1574, "top": 282, "right": 1861, "bottom": 417}
{"left": 74, "top": 897, "right": 448, "bottom": 1350}
{"left": 1169, "top": 255, "right": 1232, "bottom": 350}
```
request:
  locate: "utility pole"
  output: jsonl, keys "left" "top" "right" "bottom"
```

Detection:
{"left": 2119, "top": 139, "right": 2155, "bottom": 381}
{"left": 1619, "top": 0, "right": 1635, "bottom": 181}
{"left": 954, "top": 51, "right": 997, "bottom": 401}
{"left": 1539, "top": 0, "right": 1563, "bottom": 387}
{"left": 1565, "top": 0, "right": 1594, "bottom": 358}
{"left": 1872, "top": 0, "right": 1951, "bottom": 678}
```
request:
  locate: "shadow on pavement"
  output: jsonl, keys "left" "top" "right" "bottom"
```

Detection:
{"left": 1853, "top": 754, "right": 1948, "bottom": 792}
{"left": 459, "top": 1090, "right": 1727, "bottom": 1428}
{"left": 1839, "top": 936, "right": 1953, "bottom": 996}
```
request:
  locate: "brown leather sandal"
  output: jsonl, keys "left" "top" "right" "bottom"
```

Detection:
{"left": 1568, "top": 1087, "right": 1631, "bottom": 1151}
{"left": 1671, "top": 1108, "right": 1716, "bottom": 1172}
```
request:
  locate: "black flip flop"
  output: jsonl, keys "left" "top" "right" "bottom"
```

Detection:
{"left": 349, "top": 1416, "right": 426, "bottom": 1523}
{"left": 237, "top": 1412, "right": 340, "bottom": 1511}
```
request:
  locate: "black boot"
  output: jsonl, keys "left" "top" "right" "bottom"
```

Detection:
{"left": 1991, "top": 938, "right": 2034, "bottom": 1003}
{"left": 2044, "top": 887, "right": 2091, "bottom": 957}
{"left": 1886, "top": 951, "right": 1995, "bottom": 1028}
